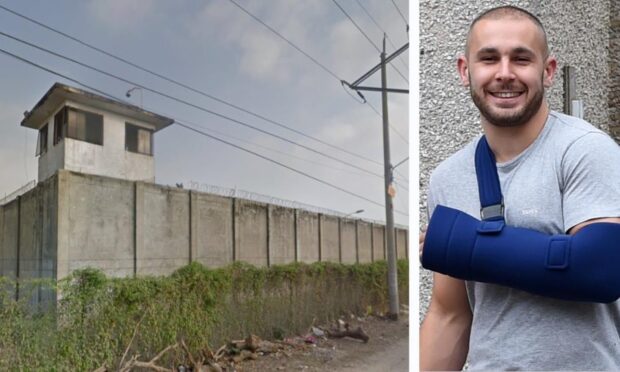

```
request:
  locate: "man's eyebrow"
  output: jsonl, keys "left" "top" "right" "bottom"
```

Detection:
{"left": 512, "top": 46, "right": 536, "bottom": 56}
{"left": 473, "top": 46, "right": 537, "bottom": 58}
{"left": 475, "top": 47, "right": 499, "bottom": 55}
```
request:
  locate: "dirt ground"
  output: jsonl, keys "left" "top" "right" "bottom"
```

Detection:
{"left": 234, "top": 310, "right": 409, "bottom": 372}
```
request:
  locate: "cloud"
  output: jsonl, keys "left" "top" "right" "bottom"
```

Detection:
{"left": 86, "top": 0, "right": 158, "bottom": 33}
{"left": 237, "top": 30, "right": 291, "bottom": 82}
{"left": 189, "top": 1, "right": 334, "bottom": 83}
{"left": 0, "top": 101, "right": 38, "bottom": 195}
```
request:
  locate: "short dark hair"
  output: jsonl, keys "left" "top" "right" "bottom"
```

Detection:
{"left": 465, "top": 5, "right": 549, "bottom": 58}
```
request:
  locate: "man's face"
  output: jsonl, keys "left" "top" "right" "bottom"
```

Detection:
{"left": 458, "top": 18, "right": 556, "bottom": 127}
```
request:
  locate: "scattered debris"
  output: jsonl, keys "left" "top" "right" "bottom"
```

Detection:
{"left": 105, "top": 315, "right": 382, "bottom": 371}
{"left": 119, "top": 342, "right": 178, "bottom": 372}
{"left": 311, "top": 327, "right": 325, "bottom": 338}
{"left": 326, "top": 320, "right": 370, "bottom": 343}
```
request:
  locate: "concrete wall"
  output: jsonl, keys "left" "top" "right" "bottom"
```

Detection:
{"left": 235, "top": 200, "right": 269, "bottom": 267}
{"left": 396, "top": 228, "right": 408, "bottom": 259}
{"left": 357, "top": 221, "right": 372, "bottom": 263}
{"left": 320, "top": 215, "right": 340, "bottom": 262}
{"left": 140, "top": 183, "right": 190, "bottom": 276}
{"left": 372, "top": 224, "right": 386, "bottom": 261}
{"left": 340, "top": 220, "right": 357, "bottom": 264}
{"left": 1, "top": 170, "right": 408, "bottom": 304}
{"left": 268, "top": 206, "right": 296, "bottom": 265}
{"left": 0, "top": 176, "right": 57, "bottom": 302}
{"left": 0, "top": 200, "right": 19, "bottom": 280}
{"left": 297, "top": 210, "right": 319, "bottom": 263}
{"left": 191, "top": 193, "right": 233, "bottom": 268}
{"left": 59, "top": 172, "right": 134, "bottom": 279}
{"left": 420, "top": 0, "right": 614, "bottom": 318}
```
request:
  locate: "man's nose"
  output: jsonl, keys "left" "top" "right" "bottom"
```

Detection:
{"left": 495, "top": 58, "right": 515, "bottom": 81}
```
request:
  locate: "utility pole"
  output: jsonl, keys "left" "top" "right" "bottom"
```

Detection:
{"left": 343, "top": 36, "right": 408, "bottom": 320}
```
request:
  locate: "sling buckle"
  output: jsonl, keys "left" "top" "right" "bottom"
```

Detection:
{"left": 480, "top": 203, "right": 504, "bottom": 220}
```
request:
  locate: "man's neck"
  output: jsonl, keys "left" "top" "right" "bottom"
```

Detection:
{"left": 482, "top": 102, "right": 550, "bottom": 163}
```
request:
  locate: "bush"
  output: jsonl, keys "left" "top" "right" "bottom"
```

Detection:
{"left": 0, "top": 260, "right": 408, "bottom": 370}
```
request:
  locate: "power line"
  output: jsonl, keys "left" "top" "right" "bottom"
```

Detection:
{"left": 0, "top": 4, "right": 383, "bottom": 169}
{"left": 342, "top": 84, "right": 410, "bottom": 175}
{"left": 227, "top": 0, "right": 342, "bottom": 82}
{"left": 330, "top": 0, "right": 408, "bottom": 84}
{"left": 390, "top": 0, "right": 409, "bottom": 30}
{"left": 365, "top": 100, "right": 408, "bottom": 146}
{"left": 155, "top": 111, "right": 380, "bottom": 179}
{"left": 0, "top": 31, "right": 389, "bottom": 181}
{"left": 353, "top": 0, "right": 408, "bottom": 72}
{"left": 0, "top": 47, "right": 407, "bottom": 216}
{"left": 177, "top": 121, "right": 407, "bottom": 215}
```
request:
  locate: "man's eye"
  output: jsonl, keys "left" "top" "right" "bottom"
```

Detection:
{"left": 515, "top": 57, "right": 531, "bottom": 64}
{"left": 480, "top": 56, "right": 496, "bottom": 62}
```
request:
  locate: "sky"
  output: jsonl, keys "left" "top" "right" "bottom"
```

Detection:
{"left": 0, "top": 0, "right": 409, "bottom": 225}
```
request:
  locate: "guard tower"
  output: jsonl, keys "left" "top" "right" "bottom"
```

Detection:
{"left": 21, "top": 83, "right": 174, "bottom": 182}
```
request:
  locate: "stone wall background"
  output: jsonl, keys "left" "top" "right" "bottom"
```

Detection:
{"left": 611, "top": 0, "right": 620, "bottom": 140}
{"left": 420, "top": 0, "right": 614, "bottom": 320}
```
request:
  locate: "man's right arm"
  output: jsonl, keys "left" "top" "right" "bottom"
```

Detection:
{"left": 420, "top": 272, "right": 472, "bottom": 371}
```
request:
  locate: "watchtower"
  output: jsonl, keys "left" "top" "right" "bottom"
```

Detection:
{"left": 21, "top": 83, "right": 174, "bottom": 182}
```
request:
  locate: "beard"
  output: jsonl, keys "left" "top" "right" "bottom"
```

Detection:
{"left": 469, "top": 75, "right": 545, "bottom": 128}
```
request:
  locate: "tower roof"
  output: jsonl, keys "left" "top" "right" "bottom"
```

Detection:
{"left": 21, "top": 83, "right": 174, "bottom": 131}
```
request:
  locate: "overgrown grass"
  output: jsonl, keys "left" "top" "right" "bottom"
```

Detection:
{"left": 0, "top": 260, "right": 408, "bottom": 371}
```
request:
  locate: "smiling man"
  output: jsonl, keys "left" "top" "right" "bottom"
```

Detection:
{"left": 420, "top": 5, "right": 620, "bottom": 371}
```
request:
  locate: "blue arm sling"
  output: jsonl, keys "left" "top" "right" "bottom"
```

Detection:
{"left": 422, "top": 136, "right": 620, "bottom": 303}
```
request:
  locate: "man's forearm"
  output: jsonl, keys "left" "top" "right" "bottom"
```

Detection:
{"left": 420, "top": 309, "right": 471, "bottom": 371}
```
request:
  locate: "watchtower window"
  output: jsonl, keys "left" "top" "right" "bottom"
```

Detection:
{"left": 36, "top": 123, "right": 48, "bottom": 156}
{"left": 125, "top": 123, "right": 153, "bottom": 155}
{"left": 53, "top": 106, "right": 103, "bottom": 146}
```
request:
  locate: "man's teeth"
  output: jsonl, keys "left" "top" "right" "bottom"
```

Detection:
{"left": 493, "top": 92, "right": 521, "bottom": 98}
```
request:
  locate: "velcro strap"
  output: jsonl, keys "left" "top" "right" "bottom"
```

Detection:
{"left": 477, "top": 220, "right": 505, "bottom": 234}
{"left": 546, "top": 237, "right": 571, "bottom": 270}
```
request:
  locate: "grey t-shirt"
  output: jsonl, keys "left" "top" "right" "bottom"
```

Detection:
{"left": 427, "top": 111, "right": 620, "bottom": 370}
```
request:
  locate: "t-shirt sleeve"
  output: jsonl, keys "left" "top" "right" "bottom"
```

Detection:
{"left": 562, "top": 132, "right": 620, "bottom": 232}
{"left": 426, "top": 172, "right": 439, "bottom": 222}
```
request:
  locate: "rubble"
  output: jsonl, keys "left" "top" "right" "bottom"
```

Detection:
{"left": 102, "top": 315, "right": 382, "bottom": 372}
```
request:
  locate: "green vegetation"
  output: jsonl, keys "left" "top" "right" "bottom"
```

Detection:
{"left": 0, "top": 260, "right": 408, "bottom": 371}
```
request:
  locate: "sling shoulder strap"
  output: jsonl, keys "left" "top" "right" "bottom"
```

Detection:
{"left": 475, "top": 135, "right": 504, "bottom": 221}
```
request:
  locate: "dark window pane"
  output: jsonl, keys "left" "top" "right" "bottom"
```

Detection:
{"left": 37, "top": 124, "right": 48, "bottom": 156}
{"left": 85, "top": 111, "right": 103, "bottom": 145}
{"left": 126, "top": 124, "right": 138, "bottom": 152}
{"left": 66, "top": 107, "right": 103, "bottom": 145}
{"left": 125, "top": 123, "right": 152, "bottom": 155}
{"left": 53, "top": 107, "right": 66, "bottom": 145}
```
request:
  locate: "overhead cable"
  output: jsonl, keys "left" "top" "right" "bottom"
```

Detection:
{"left": 330, "top": 0, "right": 408, "bottom": 84}
{"left": 390, "top": 0, "right": 409, "bottom": 30}
{"left": 353, "top": 0, "right": 408, "bottom": 72}
{"left": 0, "top": 4, "right": 384, "bottom": 169}
{"left": 0, "top": 31, "right": 394, "bottom": 181}
{"left": 227, "top": 0, "right": 342, "bottom": 82}
{"left": 0, "top": 47, "right": 408, "bottom": 216}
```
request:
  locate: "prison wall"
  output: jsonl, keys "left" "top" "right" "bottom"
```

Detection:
{"left": 1, "top": 170, "right": 407, "bottom": 296}
{"left": 0, "top": 176, "right": 57, "bottom": 302}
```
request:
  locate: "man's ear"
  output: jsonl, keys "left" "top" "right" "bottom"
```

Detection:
{"left": 543, "top": 56, "right": 557, "bottom": 87}
{"left": 457, "top": 55, "right": 470, "bottom": 87}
